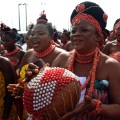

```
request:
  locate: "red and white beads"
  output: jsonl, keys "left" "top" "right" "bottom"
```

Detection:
{"left": 23, "top": 67, "right": 79, "bottom": 119}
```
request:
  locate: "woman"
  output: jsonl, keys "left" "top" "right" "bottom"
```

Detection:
{"left": 1, "top": 28, "right": 25, "bottom": 120}
{"left": 0, "top": 56, "right": 17, "bottom": 119}
{"left": 1, "top": 29, "right": 25, "bottom": 76}
{"left": 19, "top": 11, "right": 65, "bottom": 71}
{"left": 105, "top": 30, "right": 116, "bottom": 44}
{"left": 22, "top": 23, "right": 34, "bottom": 51}
{"left": 60, "top": 30, "right": 70, "bottom": 49}
{"left": 103, "top": 18, "right": 120, "bottom": 62}
{"left": 52, "top": 2, "right": 120, "bottom": 119}
{"left": 64, "top": 40, "right": 74, "bottom": 51}
{"left": 7, "top": 11, "right": 65, "bottom": 120}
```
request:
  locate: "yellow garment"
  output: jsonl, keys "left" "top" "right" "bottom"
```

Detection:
{"left": 0, "top": 71, "right": 17, "bottom": 119}
{"left": 19, "top": 64, "right": 29, "bottom": 80}
{"left": 19, "top": 65, "right": 29, "bottom": 119}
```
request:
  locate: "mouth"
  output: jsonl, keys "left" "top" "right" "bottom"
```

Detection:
{"left": 33, "top": 42, "right": 40, "bottom": 48}
{"left": 73, "top": 39, "right": 83, "bottom": 44}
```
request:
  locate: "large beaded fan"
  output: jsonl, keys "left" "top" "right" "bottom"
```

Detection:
{"left": 23, "top": 66, "right": 81, "bottom": 120}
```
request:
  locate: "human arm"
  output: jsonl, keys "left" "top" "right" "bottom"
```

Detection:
{"left": 58, "top": 95, "right": 97, "bottom": 120}
{"left": 7, "top": 59, "right": 44, "bottom": 98}
{"left": 7, "top": 51, "right": 29, "bottom": 97}
{"left": 0, "top": 57, "right": 15, "bottom": 119}
{"left": 98, "top": 60, "right": 120, "bottom": 119}
{"left": 102, "top": 43, "right": 111, "bottom": 55}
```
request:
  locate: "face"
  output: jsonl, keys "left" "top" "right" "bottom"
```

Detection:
{"left": 70, "top": 20, "right": 97, "bottom": 52}
{"left": 1, "top": 34, "right": 15, "bottom": 49}
{"left": 108, "top": 31, "right": 116, "bottom": 41}
{"left": 60, "top": 33, "right": 69, "bottom": 44}
{"left": 29, "top": 23, "right": 51, "bottom": 52}
{"left": 115, "top": 25, "right": 120, "bottom": 41}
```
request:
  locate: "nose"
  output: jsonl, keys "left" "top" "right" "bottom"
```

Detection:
{"left": 73, "top": 31, "right": 81, "bottom": 39}
{"left": 30, "top": 34, "right": 38, "bottom": 41}
{"left": 32, "top": 34, "right": 38, "bottom": 39}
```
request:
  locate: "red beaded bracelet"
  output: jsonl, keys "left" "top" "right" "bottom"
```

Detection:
{"left": 89, "top": 99, "right": 102, "bottom": 116}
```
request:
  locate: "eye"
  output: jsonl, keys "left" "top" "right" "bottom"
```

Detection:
{"left": 81, "top": 28, "right": 89, "bottom": 32}
{"left": 38, "top": 32, "right": 44, "bottom": 35}
{"left": 71, "top": 29, "right": 76, "bottom": 34}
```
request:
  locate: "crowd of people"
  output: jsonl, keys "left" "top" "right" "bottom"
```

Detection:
{"left": 0, "top": 1, "right": 120, "bottom": 120}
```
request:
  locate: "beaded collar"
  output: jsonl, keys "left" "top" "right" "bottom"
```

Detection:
{"left": 68, "top": 48, "right": 100, "bottom": 97}
{"left": 34, "top": 44, "right": 55, "bottom": 58}
{"left": 5, "top": 46, "right": 19, "bottom": 56}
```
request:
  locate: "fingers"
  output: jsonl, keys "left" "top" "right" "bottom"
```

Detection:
{"left": 84, "top": 95, "right": 91, "bottom": 103}
{"left": 26, "top": 63, "right": 40, "bottom": 77}
{"left": 7, "top": 84, "right": 24, "bottom": 97}
{"left": 26, "top": 69, "right": 39, "bottom": 76}
{"left": 58, "top": 112, "right": 73, "bottom": 120}
{"left": 28, "top": 63, "right": 39, "bottom": 69}
{"left": 7, "top": 84, "right": 17, "bottom": 92}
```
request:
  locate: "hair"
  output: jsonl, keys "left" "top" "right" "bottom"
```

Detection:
{"left": 0, "top": 23, "right": 16, "bottom": 40}
{"left": 103, "top": 29, "right": 110, "bottom": 40}
{"left": 114, "top": 18, "right": 120, "bottom": 27}
{"left": 0, "top": 23, "right": 11, "bottom": 33}
{"left": 36, "top": 11, "right": 53, "bottom": 36}
{"left": 2, "top": 31, "right": 16, "bottom": 40}
{"left": 12, "top": 28, "right": 18, "bottom": 33}
{"left": 62, "top": 30, "right": 70, "bottom": 40}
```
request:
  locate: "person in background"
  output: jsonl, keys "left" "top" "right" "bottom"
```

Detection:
{"left": 53, "top": 28, "right": 62, "bottom": 46}
{"left": 105, "top": 30, "right": 116, "bottom": 44}
{"left": 22, "top": 23, "right": 34, "bottom": 51}
{"left": 96, "top": 29, "right": 109, "bottom": 51}
{"left": 1, "top": 28, "right": 25, "bottom": 76}
{"left": 0, "top": 56, "right": 17, "bottom": 119}
{"left": 1, "top": 27, "right": 25, "bottom": 120}
{"left": 60, "top": 30, "right": 70, "bottom": 49}
{"left": 103, "top": 18, "right": 120, "bottom": 62}
{"left": 12, "top": 28, "right": 21, "bottom": 44}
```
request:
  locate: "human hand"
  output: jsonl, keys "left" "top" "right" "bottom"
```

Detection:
{"left": 7, "top": 83, "right": 24, "bottom": 98}
{"left": 74, "top": 95, "right": 96, "bottom": 113}
{"left": 25, "top": 59, "right": 47, "bottom": 82}
{"left": 58, "top": 95, "right": 96, "bottom": 120}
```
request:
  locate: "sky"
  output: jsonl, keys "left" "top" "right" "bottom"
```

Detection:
{"left": 0, "top": 0, "right": 120, "bottom": 32}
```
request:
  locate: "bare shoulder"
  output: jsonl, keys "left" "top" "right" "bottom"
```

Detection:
{"left": 24, "top": 49, "right": 34, "bottom": 56}
{"left": 52, "top": 50, "right": 73, "bottom": 68}
{"left": 100, "top": 52, "right": 120, "bottom": 76}
{"left": 54, "top": 47, "right": 67, "bottom": 54}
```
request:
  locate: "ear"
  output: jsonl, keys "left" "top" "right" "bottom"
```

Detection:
{"left": 95, "top": 31, "right": 101, "bottom": 42}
